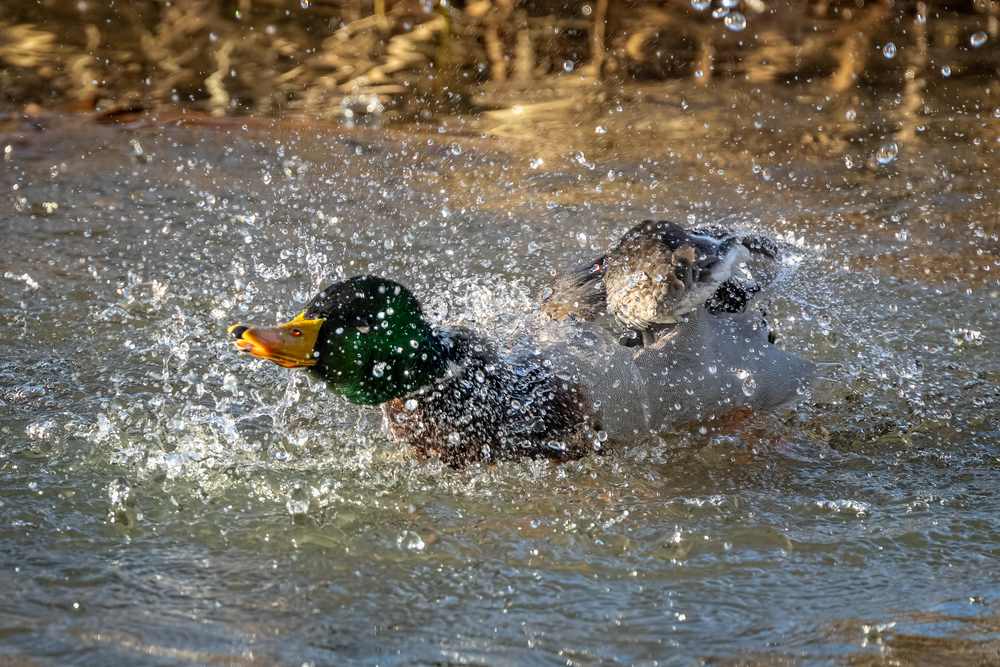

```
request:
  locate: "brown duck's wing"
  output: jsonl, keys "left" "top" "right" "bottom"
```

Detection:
{"left": 540, "top": 256, "right": 607, "bottom": 321}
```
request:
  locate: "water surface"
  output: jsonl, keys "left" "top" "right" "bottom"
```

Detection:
{"left": 1, "top": 83, "right": 999, "bottom": 665}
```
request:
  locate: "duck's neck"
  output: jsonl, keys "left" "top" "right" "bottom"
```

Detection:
{"left": 327, "top": 325, "right": 455, "bottom": 406}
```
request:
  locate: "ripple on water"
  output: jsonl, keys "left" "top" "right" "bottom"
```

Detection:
{"left": 0, "top": 100, "right": 997, "bottom": 664}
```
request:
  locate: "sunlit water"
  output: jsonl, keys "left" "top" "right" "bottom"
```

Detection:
{"left": 2, "top": 83, "right": 999, "bottom": 664}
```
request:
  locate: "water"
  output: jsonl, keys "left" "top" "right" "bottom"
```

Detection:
{"left": 1, "top": 81, "right": 999, "bottom": 664}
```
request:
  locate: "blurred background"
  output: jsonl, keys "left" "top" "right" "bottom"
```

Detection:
{"left": 1, "top": 0, "right": 997, "bottom": 121}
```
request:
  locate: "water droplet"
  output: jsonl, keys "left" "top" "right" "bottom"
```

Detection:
{"left": 107, "top": 477, "right": 138, "bottom": 527}
{"left": 950, "top": 328, "right": 984, "bottom": 347}
{"left": 574, "top": 151, "right": 595, "bottom": 169}
{"left": 724, "top": 12, "right": 747, "bottom": 31}
{"left": 562, "top": 60, "right": 575, "bottom": 72}
{"left": 721, "top": 0, "right": 739, "bottom": 7}
{"left": 404, "top": 398, "right": 419, "bottom": 411}
{"left": 286, "top": 485, "right": 310, "bottom": 518}
{"left": 882, "top": 42, "right": 896, "bottom": 59}
{"left": 970, "top": 31, "right": 988, "bottom": 48}
{"left": 546, "top": 440, "right": 568, "bottom": 453}
{"left": 594, "top": 125, "right": 607, "bottom": 134}
{"left": 529, "top": 157, "right": 544, "bottom": 169}
{"left": 941, "top": 65, "right": 951, "bottom": 77}
{"left": 845, "top": 109, "right": 857, "bottom": 121}
{"left": 690, "top": 0, "right": 710, "bottom": 10}
{"left": 25, "top": 419, "right": 57, "bottom": 440}
{"left": 398, "top": 531, "right": 426, "bottom": 551}
{"left": 875, "top": 142, "right": 898, "bottom": 165}
{"left": 712, "top": 7, "right": 729, "bottom": 19}
{"left": 372, "top": 362, "right": 387, "bottom": 378}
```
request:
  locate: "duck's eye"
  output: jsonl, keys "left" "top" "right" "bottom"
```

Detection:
{"left": 290, "top": 328, "right": 303, "bottom": 337}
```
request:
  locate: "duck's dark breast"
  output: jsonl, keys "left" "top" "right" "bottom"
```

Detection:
{"left": 382, "top": 350, "right": 600, "bottom": 467}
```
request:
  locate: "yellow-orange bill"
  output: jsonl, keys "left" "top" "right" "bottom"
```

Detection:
{"left": 228, "top": 311, "right": 324, "bottom": 368}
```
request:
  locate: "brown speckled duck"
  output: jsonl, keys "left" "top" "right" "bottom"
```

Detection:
{"left": 542, "top": 220, "right": 780, "bottom": 347}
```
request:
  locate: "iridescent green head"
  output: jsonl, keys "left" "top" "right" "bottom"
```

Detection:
{"left": 230, "top": 276, "right": 446, "bottom": 405}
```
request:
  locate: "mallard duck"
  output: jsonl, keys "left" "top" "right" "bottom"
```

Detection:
{"left": 228, "top": 270, "right": 813, "bottom": 465}
{"left": 541, "top": 220, "right": 780, "bottom": 347}
{"left": 229, "top": 276, "right": 601, "bottom": 467}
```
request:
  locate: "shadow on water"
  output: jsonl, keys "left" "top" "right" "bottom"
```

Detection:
{"left": 0, "top": 63, "right": 998, "bottom": 666}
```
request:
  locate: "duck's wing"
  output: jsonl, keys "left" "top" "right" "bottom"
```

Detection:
{"left": 703, "top": 232, "right": 782, "bottom": 314}
{"left": 540, "top": 257, "right": 607, "bottom": 322}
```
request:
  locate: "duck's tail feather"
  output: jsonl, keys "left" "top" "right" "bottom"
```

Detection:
{"left": 541, "top": 256, "right": 607, "bottom": 321}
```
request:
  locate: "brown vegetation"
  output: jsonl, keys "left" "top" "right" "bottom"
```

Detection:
{"left": 0, "top": 0, "right": 997, "bottom": 118}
